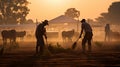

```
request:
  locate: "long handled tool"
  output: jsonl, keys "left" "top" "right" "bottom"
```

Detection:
{"left": 72, "top": 38, "right": 80, "bottom": 50}
{"left": 43, "top": 38, "right": 52, "bottom": 56}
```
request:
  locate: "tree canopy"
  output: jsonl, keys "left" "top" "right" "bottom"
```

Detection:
{"left": 25, "top": 19, "right": 34, "bottom": 24}
{"left": 96, "top": 1, "right": 120, "bottom": 24}
{"left": 0, "top": 0, "right": 30, "bottom": 24}
{"left": 65, "top": 8, "right": 80, "bottom": 20}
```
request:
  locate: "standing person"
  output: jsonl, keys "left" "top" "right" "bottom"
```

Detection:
{"left": 104, "top": 24, "right": 111, "bottom": 42}
{"left": 79, "top": 19, "right": 93, "bottom": 53}
{"left": 35, "top": 20, "right": 49, "bottom": 55}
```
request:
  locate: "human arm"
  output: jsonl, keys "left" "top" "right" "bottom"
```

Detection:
{"left": 79, "top": 24, "right": 84, "bottom": 38}
{"left": 43, "top": 28, "right": 47, "bottom": 39}
{"left": 44, "top": 34, "right": 47, "bottom": 39}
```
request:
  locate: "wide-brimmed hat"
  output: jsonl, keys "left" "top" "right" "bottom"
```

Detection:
{"left": 43, "top": 20, "right": 49, "bottom": 25}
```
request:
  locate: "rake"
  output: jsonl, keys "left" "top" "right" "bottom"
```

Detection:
{"left": 43, "top": 38, "right": 52, "bottom": 56}
{"left": 71, "top": 38, "right": 80, "bottom": 50}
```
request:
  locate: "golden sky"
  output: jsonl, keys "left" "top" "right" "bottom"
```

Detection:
{"left": 27, "top": 0, "right": 119, "bottom": 22}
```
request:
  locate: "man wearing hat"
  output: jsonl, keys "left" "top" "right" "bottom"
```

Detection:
{"left": 35, "top": 20, "right": 49, "bottom": 55}
{"left": 79, "top": 19, "right": 93, "bottom": 53}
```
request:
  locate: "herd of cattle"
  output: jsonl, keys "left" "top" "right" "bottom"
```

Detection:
{"left": 0, "top": 29, "right": 120, "bottom": 45}
{"left": 1, "top": 29, "right": 26, "bottom": 44}
{"left": 0, "top": 29, "right": 76, "bottom": 44}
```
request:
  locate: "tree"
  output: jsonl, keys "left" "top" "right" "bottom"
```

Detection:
{"left": 65, "top": 8, "right": 80, "bottom": 31}
{"left": 65, "top": 8, "right": 80, "bottom": 20}
{"left": 96, "top": 2, "right": 120, "bottom": 24}
{"left": 95, "top": 16, "right": 106, "bottom": 23}
{"left": 0, "top": 0, "right": 30, "bottom": 24}
{"left": 26, "top": 19, "right": 34, "bottom": 24}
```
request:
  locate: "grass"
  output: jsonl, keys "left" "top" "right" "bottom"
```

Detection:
{"left": 47, "top": 43, "right": 73, "bottom": 54}
{"left": 94, "top": 41, "right": 103, "bottom": 48}
{"left": 36, "top": 43, "right": 74, "bottom": 57}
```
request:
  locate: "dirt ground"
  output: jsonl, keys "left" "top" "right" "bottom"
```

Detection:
{"left": 0, "top": 41, "right": 120, "bottom": 67}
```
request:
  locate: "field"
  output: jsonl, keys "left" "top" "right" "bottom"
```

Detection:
{"left": 0, "top": 25, "right": 120, "bottom": 67}
{"left": 0, "top": 40, "right": 120, "bottom": 67}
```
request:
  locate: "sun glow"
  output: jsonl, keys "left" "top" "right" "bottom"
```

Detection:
{"left": 28, "top": 0, "right": 119, "bottom": 21}
{"left": 44, "top": 0, "right": 71, "bottom": 7}
{"left": 46, "top": 0, "right": 64, "bottom": 4}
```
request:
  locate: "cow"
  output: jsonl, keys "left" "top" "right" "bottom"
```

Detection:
{"left": 1, "top": 29, "right": 16, "bottom": 45}
{"left": 1, "top": 30, "right": 26, "bottom": 45}
{"left": 62, "top": 29, "right": 75, "bottom": 42}
{"left": 16, "top": 31, "right": 26, "bottom": 40}
{"left": 109, "top": 31, "right": 120, "bottom": 41}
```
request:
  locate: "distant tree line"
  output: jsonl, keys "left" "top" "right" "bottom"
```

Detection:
{"left": 96, "top": 1, "right": 120, "bottom": 24}
{"left": 65, "top": 2, "right": 120, "bottom": 25}
{"left": 0, "top": 0, "right": 30, "bottom": 24}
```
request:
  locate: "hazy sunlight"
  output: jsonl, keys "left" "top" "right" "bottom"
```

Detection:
{"left": 46, "top": 0, "right": 64, "bottom": 4}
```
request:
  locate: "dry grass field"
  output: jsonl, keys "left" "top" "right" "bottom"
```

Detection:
{"left": 0, "top": 41, "right": 120, "bottom": 67}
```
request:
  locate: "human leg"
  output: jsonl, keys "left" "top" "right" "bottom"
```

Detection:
{"left": 40, "top": 45, "right": 44, "bottom": 55}
{"left": 87, "top": 32, "right": 93, "bottom": 52}
{"left": 82, "top": 38, "right": 87, "bottom": 52}
{"left": 39, "top": 38, "right": 45, "bottom": 55}
{"left": 88, "top": 40, "right": 92, "bottom": 52}
{"left": 36, "top": 40, "right": 40, "bottom": 54}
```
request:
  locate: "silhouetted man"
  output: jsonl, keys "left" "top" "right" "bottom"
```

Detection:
{"left": 105, "top": 24, "right": 111, "bottom": 42}
{"left": 79, "top": 19, "right": 93, "bottom": 53}
{"left": 35, "top": 20, "right": 48, "bottom": 55}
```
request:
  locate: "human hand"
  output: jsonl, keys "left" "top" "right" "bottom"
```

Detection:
{"left": 45, "top": 36, "right": 47, "bottom": 39}
{"left": 79, "top": 35, "right": 81, "bottom": 38}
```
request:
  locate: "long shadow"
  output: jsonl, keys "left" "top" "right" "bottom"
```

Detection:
{"left": 8, "top": 55, "right": 36, "bottom": 67}
{"left": 8, "top": 54, "right": 51, "bottom": 67}
{"left": 85, "top": 52, "right": 120, "bottom": 66}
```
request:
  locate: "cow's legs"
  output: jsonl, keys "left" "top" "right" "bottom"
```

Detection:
{"left": 3, "top": 38, "right": 7, "bottom": 45}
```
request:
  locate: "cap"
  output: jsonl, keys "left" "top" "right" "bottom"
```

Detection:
{"left": 80, "top": 19, "right": 86, "bottom": 22}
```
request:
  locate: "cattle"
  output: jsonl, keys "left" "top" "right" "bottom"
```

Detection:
{"left": 62, "top": 29, "right": 75, "bottom": 42}
{"left": 109, "top": 31, "right": 120, "bottom": 41}
{"left": 1, "top": 29, "right": 16, "bottom": 45}
{"left": 16, "top": 31, "right": 26, "bottom": 40}
{"left": 1, "top": 30, "right": 26, "bottom": 45}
